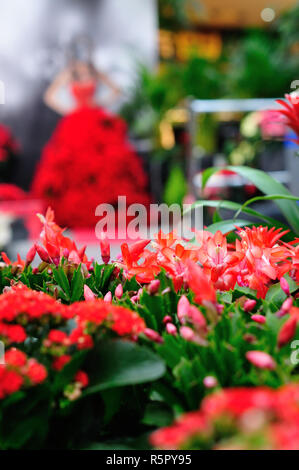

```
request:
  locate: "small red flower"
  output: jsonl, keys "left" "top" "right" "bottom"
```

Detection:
{"left": 47, "top": 330, "right": 68, "bottom": 344}
{"left": 5, "top": 348, "right": 27, "bottom": 367}
{"left": 276, "top": 94, "right": 299, "bottom": 143}
{"left": 74, "top": 370, "right": 89, "bottom": 388}
{"left": 25, "top": 359, "right": 47, "bottom": 385}
{"left": 52, "top": 355, "right": 72, "bottom": 371}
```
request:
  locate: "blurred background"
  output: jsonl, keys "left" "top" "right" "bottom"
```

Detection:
{"left": 0, "top": 0, "right": 298, "bottom": 260}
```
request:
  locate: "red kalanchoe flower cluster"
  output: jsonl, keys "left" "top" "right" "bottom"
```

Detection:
{"left": 71, "top": 299, "right": 146, "bottom": 338}
{"left": 151, "top": 384, "right": 299, "bottom": 450}
{"left": 52, "top": 354, "right": 72, "bottom": 371}
{"left": 0, "top": 284, "right": 72, "bottom": 324}
{"left": 0, "top": 348, "right": 47, "bottom": 399}
{"left": 0, "top": 322, "right": 27, "bottom": 345}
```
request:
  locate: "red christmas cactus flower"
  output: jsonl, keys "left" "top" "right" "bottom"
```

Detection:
{"left": 276, "top": 94, "right": 299, "bottom": 143}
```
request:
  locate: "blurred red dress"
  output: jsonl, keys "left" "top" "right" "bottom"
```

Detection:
{"left": 31, "top": 80, "right": 150, "bottom": 227}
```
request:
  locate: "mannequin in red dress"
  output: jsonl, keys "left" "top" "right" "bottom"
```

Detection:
{"left": 31, "top": 57, "right": 150, "bottom": 228}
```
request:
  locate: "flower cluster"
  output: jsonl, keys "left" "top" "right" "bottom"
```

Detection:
{"left": 72, "top": 299, "right": 146, "bottom": 338}
{"left": 35, "top": 207, "right": 91, "bottom": 267}
{"left": 0, "top": 284, "right": 71, "bottom": 325}
{"left": 0, "top": 284, "right": 146, "bottom": 404}
{"left": 0, "top": 348, "right": 47, "bottom": 400}
{"left": 6, "top": 209, "right": 298, "bottom": 301}
{"left": 276, "top": 94, "right": 299, "bottom": 144}
{"left": 151, "top": 384, "right": 299, "bottom": 450}
{"left": 118, "top": 226, "right": 296, "bottom": 299}
{"left": 31, "top": 107, "right": 150, "bottom": 227}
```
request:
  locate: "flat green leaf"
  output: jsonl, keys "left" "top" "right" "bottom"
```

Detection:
{"left": 142, "top": 402, "right": 173, "bottom": 427}
{"left": 202, "top": 166, "right": 299, "bottom": 234}
{"left": 207, "top": 218, "right": 252, "bottom": 234}
{"left": 83, "top": 340, "right": 166, "bottom": 395}
{"left": 71, "top": 266, "right": 84, "bottom": 302}
{"left": 53, "top": 267, "right": 71, "bottom": 300}
{"left": 185, "top": 199, "right": 291, "bottom": 232}
{"left": 266, "top": 275, "right": 298, "bottom": 307}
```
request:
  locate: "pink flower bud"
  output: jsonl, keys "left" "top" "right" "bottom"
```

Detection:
{"left": 251, "top": 314, "right": 266, "bottom": 324}
{"left": 281, "top": 297, "right": 293, "bottom": 313}
{"left": 203, "top": 376, "right": 218, "bottom": 388}
{"left": 131, "top": 295, "right": 139, "bottom": 304}
{"left": 180, "top": 326, "right": 195, "bottom": 342}
{"left": 25, "top": 244, "right": 36, "bottom": 266}
{"left": 277, "top": 297, "right": 294, "bottom": 317}
{"left": 100, "top": 233, "right": 110, "bottom": 265}
{"left": 148, "top": 280, "right": 160, "bottom": 295}
{"left": 188, "top": 305, "right": 207, "bottom": 329}
{"left": 84, "top": 285, "right": 96, "bottom": 301}
{"left": 244, "top": 299, "right": 256, "bottom": 312}
{"left": 163, "top": 315, "right": 172, "bottom": 324}
{"left": 177, "top": 295, "right": 190, "bottom": 324}
{"left": 144, "top": 328, "right": 163, "bottom": 344}
{"left": 104, "top": 291, "right": 112, "bottom": 303}
{"left": 280, "top": 277, "right": 290, "bottom": 296}
{"left": 216, "top": 304, "right": 224, "bottom": 315}
{"left": 278, "top": 316, "right": 298, "bottom": 348}
{"left": 166, "top": 323, "right": 177, "bottom": 336}
{"left": 137, "top": 288, "right": 143, "bottom": 300}
{"left": 115, "top": 284, "right": 123, "bottom": 299}
{"left": 32, "top": 267, "right": 39, "bottom": 275}
{"left": 36, "top": 245, "right": 51, "bottom": 263}
{"left": 245, "top": 351, "right": 276, "bottom": 370}
{"left": 62, "top": 248, "right": 69, "bottom": 259}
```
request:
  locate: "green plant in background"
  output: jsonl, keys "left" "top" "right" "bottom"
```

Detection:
{"left": 227, "top": 31, "right": 296, "bottom": 98}
{"left": 183, "top": 55, "right": 224, "bottom": 99}
{"left": 276, "top": 1, "right": 299, "bottom": 56}
{"left": 188, "top": 165, "right": 299, "bottom": 237}
{"left": 163, "top": 162, "right": 187, "bottom": 206}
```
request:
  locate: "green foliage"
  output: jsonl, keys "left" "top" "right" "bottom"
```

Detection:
{"left": 227, "top": 31, "right": 296, "bottom": 98}
{"left": 83, "top": 340, "right": 165, "bottom": 396}
{"left": 198, "top": 166, "right": 299, "bottom": 235}
{"left": 276, "top": 2, "right": 299, "bottom": 54}
{"left": 0, "top": 238, "right": 298, "bottom": 449}
{"left": 164, "top": 163, "right": 187, "bottom": 205}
